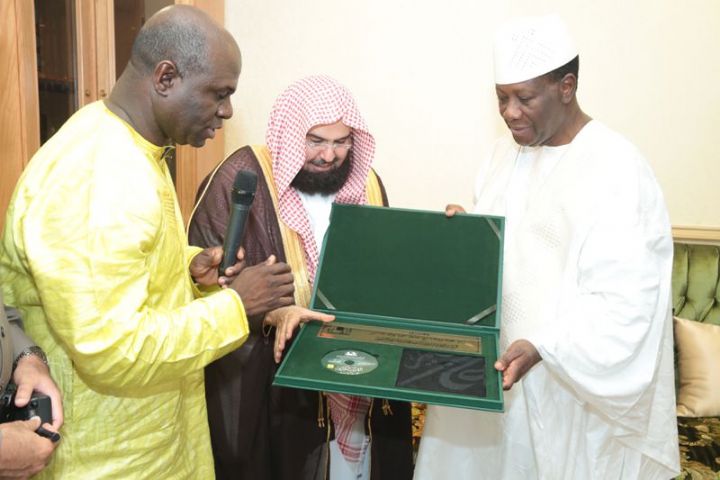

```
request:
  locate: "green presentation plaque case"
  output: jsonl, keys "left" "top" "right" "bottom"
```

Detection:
{"left": 273, "top": 204, "right": 505, "bottom": 411}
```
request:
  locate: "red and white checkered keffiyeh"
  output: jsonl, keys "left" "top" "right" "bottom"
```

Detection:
{"left": 266, "top": 76, "right": 374, "bottom": 465}
{"left": 266, "top": 75, "right": 375, "bottom": 283}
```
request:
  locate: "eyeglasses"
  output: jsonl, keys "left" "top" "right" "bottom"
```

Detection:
{"left": 305, "top": 139, "right": 353, "bottom": 151}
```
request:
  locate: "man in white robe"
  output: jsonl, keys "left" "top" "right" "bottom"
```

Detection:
{"left": 414, "top": 14, "right": 680, "bottom": 480}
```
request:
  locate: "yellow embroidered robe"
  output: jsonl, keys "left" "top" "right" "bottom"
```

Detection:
{"left": 0, "top": 101, "right": 249, "bottom": 479}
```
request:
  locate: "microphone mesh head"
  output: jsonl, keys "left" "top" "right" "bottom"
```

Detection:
{"left": 232, "top": 170, "right": 258, "bottom": 206}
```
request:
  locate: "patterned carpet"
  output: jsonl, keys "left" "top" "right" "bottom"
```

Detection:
{"left": 411, "top": 403, "right": 426, "bottom": 453}
{"left": 677, "top": 416, "right": 720, "bottom": 479}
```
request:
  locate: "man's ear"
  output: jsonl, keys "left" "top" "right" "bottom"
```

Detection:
{"left": 558, "top": 73, "right": 577, "bottom": 104}
{"left": 153, "top": 61, "right": 179, "bottom": 97}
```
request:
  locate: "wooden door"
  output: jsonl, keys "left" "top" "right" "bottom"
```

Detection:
{"left": 0, "top": 0, "right": 115, "bottom": 232}
{"left": 0, "top": 0, "right": 225, "bottom": 231}
{"left": 0, "top": 1, "right": 40, "bottom": 231}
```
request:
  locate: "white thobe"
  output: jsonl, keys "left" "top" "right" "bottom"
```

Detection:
{"left": 414, "top": 121, "right": 680, "bottom": 480}
{"left": 296, "top": 190, "right": 371, "bottom": 480}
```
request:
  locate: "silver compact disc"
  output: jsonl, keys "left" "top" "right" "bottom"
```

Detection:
{"left": 321, "top": 349, "right": 378, "bottom": 375}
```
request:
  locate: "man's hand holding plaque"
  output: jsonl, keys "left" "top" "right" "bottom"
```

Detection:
{"left": 495, "top": 340, "right": 542, "bottom": 390}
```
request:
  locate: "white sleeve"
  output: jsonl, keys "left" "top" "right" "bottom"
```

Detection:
{"left": 530, "top": 160, "right": 672, "bottom": 430}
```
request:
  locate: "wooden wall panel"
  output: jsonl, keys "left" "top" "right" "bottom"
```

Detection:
{"left": 16, "top": 1, "right": 40, "bottom": 162}
{"left": 94, "top": 0, "right": 116, "bottom": 99}
{"left": 76, "top": 0, "right": 97, "bottom": 108}
{"left": 0, "top": 0, "right": 224, "bottom": 228}
{"left": 0, "top": 0, "right": 39, "bottom": 231}
{"left": 76, "top": 0, "right": 116, "bottom": 107}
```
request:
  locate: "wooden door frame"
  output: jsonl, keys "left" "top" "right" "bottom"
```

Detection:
{"left": 0, "top": 0, "right": 40, "bottom": 231}
{"left": 1, "top": 0, "right": 225, "bottom": 229}
{"left": 11, "top": 0, "right": 41, "bottom": 166}
{"left": 76, "top": 0, "right": 116, "bottom": 108}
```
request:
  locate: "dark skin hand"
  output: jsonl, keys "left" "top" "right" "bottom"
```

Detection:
{"left": 190, "top": 246, "right": 295, "bottom": 317}
{"left": 445, "top": 203, "right": 542, "bottom": 390}
{"left": 495, "top": 340, "right": 542, "bottom": 390}
{"left": 227, "top": 256, "right": 295, "bottom": 317}
{"left": 189, "top": 245, "right": 245, "bottom": 287}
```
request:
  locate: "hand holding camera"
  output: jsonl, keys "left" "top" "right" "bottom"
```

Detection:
{"left": 0, "top": 383, "right": 59, "bottom": 442}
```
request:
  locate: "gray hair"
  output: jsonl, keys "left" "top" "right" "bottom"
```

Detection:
{"left": 130, "top": 16, "right": 208, "bottom": 76}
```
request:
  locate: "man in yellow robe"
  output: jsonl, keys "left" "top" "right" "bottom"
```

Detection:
{"left": 0, "top": 6, "right": 320, "bottom": 478}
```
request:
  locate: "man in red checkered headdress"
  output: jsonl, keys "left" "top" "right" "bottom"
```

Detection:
{"left": 189, "top": 75, "right": 413, "bottom": 480}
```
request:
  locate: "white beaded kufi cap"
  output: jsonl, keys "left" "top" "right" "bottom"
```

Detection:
{"left": 493, "top": 13, "right": 578, "bottom": 85}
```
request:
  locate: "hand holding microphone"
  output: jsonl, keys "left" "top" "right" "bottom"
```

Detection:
{"left": 219, "top": 170, "right": 258, "bottom": 275}
{"left": 190, "top": 170, "right": 257, "bottom": 286}
{"left": 214, "top": 169, "right": 295, "bottom": 317}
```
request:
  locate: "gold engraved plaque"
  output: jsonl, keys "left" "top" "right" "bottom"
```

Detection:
{"left": 317, "top": 322, "right": 482, "bottom": 355}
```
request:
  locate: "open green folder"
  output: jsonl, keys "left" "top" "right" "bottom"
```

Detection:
{"left": 273, "top": 204, "right": 505, "bottom": 411}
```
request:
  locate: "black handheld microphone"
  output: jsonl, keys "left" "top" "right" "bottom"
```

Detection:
{"left": 219, "top": 169, "right": 258, "bottom": 274}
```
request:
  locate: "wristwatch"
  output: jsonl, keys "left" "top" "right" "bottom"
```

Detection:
{"left": 13, "top": 346, "right": 49, "bottom": 371}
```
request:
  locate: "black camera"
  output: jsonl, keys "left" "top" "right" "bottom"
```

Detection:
{"left": 0, "top": 383, "right": 53, "bottom": 424}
